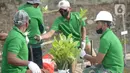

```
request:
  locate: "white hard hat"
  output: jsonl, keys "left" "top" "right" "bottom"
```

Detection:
{"left": 27, "top": 0, "right": 41, "bottom": 4}
{"left": 95, "top": 11, "right": 113, "bottom": 22}
{"left": 14, "top": 10, "right": 30, "bottom": 26}
{"left": 58, "top": 0, "right": 70, "bottom": 9}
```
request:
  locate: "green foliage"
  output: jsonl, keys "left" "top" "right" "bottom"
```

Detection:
{"left": 49, "top": 34, "right": 80, "bottom": 70}
{"left": 120, "top": 38, "right": 129, "bottom": 45}
{"left": 79, "top": 8, "right": 88, "bottom": 21}
{"left": 42, "top": 5, "right": 48, "bottom": 12}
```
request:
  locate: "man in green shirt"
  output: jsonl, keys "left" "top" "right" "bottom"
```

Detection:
{"left": 35, "top": 0, "right": 92, "bottom": 55}
{"left": 80, "top": 11, "right": 124, "bottom": 73}
{"left": 18, "top": 0, "right": 44, "bottom": 68}
{"left": 1, "top": 10, "right": 41, "bottom": 73}
{"left": 35, "top": 0, "right": 93, "bottom": 72}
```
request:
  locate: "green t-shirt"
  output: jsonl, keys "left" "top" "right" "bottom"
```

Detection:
{"left": 51, "top": 12, "right": 90, "bottom": 47}
{"left": 18, "top": 3, "right": 44, "bottom": 44}
{"left": 1, "top": 26, "right": 28, "bottom": 73}
{"left": 98, "top": 28, "right": 124, "bottom": 73}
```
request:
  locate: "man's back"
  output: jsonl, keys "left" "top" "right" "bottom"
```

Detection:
{"left": 18, "top": 3, "right": 44, "bottom": 44}
{"left": 1, "top": 26, "right": 28, "bottom": 73}
{"left": 18, "top": 3, "right": 44, "bottom": 68}
{"left": 99, "top": 28, "right": 124, "bottom": 73}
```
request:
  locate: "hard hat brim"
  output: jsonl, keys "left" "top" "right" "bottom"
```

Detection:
{"left": 94, "top": 19, "right": 113, "bottom": 22}
{"left": 27, "top": 1, "right": 41, "bottom": 4}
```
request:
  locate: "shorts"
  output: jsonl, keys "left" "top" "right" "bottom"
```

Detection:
{"left": 83, "top": 64, "right": 111, "bottom": 73}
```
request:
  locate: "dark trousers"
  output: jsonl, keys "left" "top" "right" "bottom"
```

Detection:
{"left": 28, "top": 45, "right": 43, "bottom": 68}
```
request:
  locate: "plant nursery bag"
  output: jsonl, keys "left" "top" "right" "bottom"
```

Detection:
{"left": 42, "top": 54, "right": 54, "bottom": 73}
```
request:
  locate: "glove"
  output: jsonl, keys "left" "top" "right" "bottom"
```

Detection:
{"left": 81, "top": 40, "right": 86, "bottom": 50}
{"left": 80, "top": 49, "right": 86, "bottom": 59}
{"left": 28, "top": 61, "right": 41, "bottom": 73}
{"left": 34, "top": 35, "right": 42, "bottom": 41}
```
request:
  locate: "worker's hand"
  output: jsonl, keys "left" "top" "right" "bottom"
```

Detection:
{"left": 0, "top": 33, "right": 8, "bottom": 41}
{"left": 80, "top": 49, "right": 86, "bottom": 59}
{"left": 42, "top": 69, "right": 49, "bottom": 73}
{"left": 81, "top": 40, "right": 86, "bottom": 50}
{"left": 34, "top": 35, "right": 42, "bottom": 41}
{"left": 28, "top": 61, "right": 41, "bottom": 73}
{"left": 26, "top": 69, "right": 49, "bottom": 73}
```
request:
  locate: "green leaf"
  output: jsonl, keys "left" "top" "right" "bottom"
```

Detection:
{"left": 79, "top": 8, "right": 88, "bottom": 20}
{"left": 82, "top": 17, "right": 87, "bottom": 21}
{"left": 42, "top": 5, "right": 48, "bottom": 12}
{"left": 49, "top": 34, "right": 80, "bottom": 70}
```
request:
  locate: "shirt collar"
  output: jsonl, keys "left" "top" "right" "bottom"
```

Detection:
{"left": 100, "top": 28, "right": 111, "bottom": 39}
{"left": 13, "top": 26, "right": 25, "bottom": 37}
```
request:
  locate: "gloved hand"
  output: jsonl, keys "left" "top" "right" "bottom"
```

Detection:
{"left": 34, "top": 35, "right": 42, "bottom": 41}
{"left": 80, "top": 49, "right": 86, "bottom": 59}
{"left": 28, "top": 61, "right": 41, "bottom": 73}
{"left": 81, "top": 40, "right": 86, "bottom": 50}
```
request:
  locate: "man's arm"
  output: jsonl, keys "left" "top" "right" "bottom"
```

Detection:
{"left": 81, "top": 27, "right": 93, "bottom": 55}
{"left": 41, "top": 30, "right": 55, "bottom": 40}
{"left": 7, "top": 52, "right": 29, "bottom": 66}
{"left": 8, "top": 52, "right": 42, "bottom": 73}
{"left": 84, "top": 52, "right": 105, "bottom": 65}
{"left": 81, "top": 27, "right": 86, "bottom": 41}
{"left": 81, "top": 26, "right": 88, "bottom": 50}
{"left": 35, "top": 30, "right": 55, "bottom": 41}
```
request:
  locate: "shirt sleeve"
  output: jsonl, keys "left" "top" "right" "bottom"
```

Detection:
{"left": 37, "top": 18, "right": 45, "bottom": 34}
{"left": 7, "top": 38, "right": 22, "bottom": 54}
{"left": 86, "top": 36, "right": 90, "bottom": 44}
{"left": 98, "top": 38, "right": 110, "bottom": 54}
{"left": 50, "top": 18, "right": 60, "bottom": 31}
{"left": 81, "top": 20, "right": 86, "bottom": 27}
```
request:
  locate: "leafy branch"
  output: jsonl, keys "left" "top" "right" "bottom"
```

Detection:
{"left": 49, "top": 34, "right": 80, "bottom": 70}
{"left": 79, "top": 7, "right": 88, "bottom": 21}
